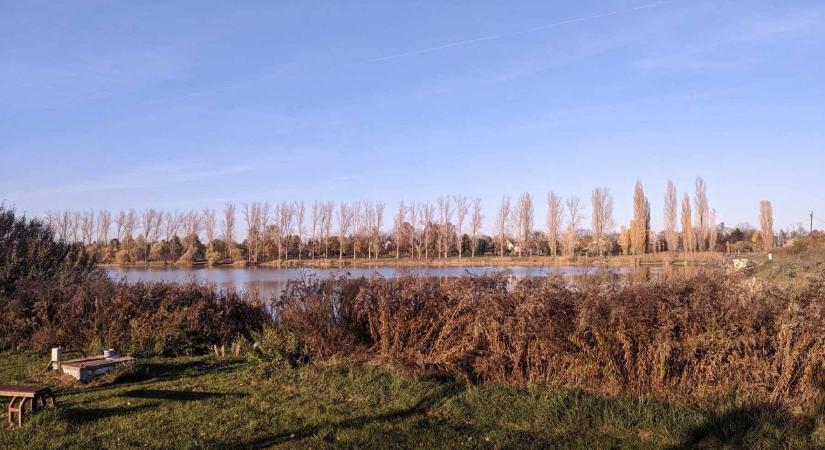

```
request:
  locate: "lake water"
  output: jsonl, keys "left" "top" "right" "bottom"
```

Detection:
{"left": 107, "top": 265, "right": 643, "bottom": 300}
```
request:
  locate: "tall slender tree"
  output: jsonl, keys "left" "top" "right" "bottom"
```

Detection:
{"left": 372, "top": 201, "right": 385, "bottom": 259}
{"left": 760, "top": 200, "right": 774, "bottom": 251}
{"left": 546, "top": 192, "right": 562, "bottom": 257}
{"left": 323, "top": 201, "right": 334, "bottom": 258}
{"left": 664, "top": 180, "right": 679, "bottom": 252}
{"left": 409, "top": 203, "right": 419, "bottom": 259}
{"left": 454, "top": 195, "right": 469, "bottom": 258}
{"left": 470, "top": 198, "right": 483, "bottom": 257}
{"left": 496, "top": 196, "right": 512, "bottom": 257}
{"left": 394, "top": 201, "right": 407, "bottom": 259}
{"left": 564, "top": 196, "right": 581, "bottom": 256}
{"left": 515, "top": 192, "right": 534, "bottom": 256}
{"left": 420, "top": 203, "right": 435, "bottom": 259}
{"left": 591, "top": 188, "right": 613, "bottom": 256}
{"left": 97, "top": 210, "right": 112, "bottom": 244}
{"left": 311, "top": 201, "right": 322, "bottom": 259}
{"left": 630, "top": 181, "right": 649, "bottom": 255}
{"left": 437, "top": 197, "right": 453, "bottom": 258}
{"left": 222, "top": 203, "right": 236, "bottom": 260}
{"left": 694, "top": 177, "right": 709, "bottom": 251}
{"left": 337, "top": 202, "right": 353, "bottom": 260}
{"left": 681, "top": 193, "right": 694, "bottom": 252}
{"left": 295, "top": 201, "right": 305, "bottom": 260}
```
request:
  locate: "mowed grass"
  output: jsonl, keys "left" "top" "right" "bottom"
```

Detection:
{"left": 1, "top": 353, "right": 822, "bottom": 449}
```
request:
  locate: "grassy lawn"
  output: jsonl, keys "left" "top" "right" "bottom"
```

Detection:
{"left": 0, "top": 353, "right": 822, "bottom": 449}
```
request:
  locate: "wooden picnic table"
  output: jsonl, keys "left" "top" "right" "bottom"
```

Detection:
{"left": 0, "top": 384, "right": 57, "bottom": 428}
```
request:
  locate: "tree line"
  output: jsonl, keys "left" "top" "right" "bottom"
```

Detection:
{"left": 40, "top": 177, "right": 781, "bottom": 265}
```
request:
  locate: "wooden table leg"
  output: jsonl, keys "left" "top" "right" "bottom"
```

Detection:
{"left": 21, "top": 398, "right": 28, "bottom": 427}
{"left": 6, "top": 396, "right": 13, "bottom": 428}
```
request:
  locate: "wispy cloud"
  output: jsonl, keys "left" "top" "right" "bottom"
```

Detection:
{"left": 7, "top": 162, "right": 257, "bottom": 199}
{"left": 634, "top": 8, "right": 825, "bottom": 71}
{"left": 345, "top": 1, "right": 678, "bottom": 67}
{"left": 120, "top": 1, "right": 679, "bottom": 110}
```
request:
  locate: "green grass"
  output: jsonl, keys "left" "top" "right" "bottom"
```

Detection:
{"left": 749, "top": 250, "right": 825, "bottom": 285}
{"left": 1, "top": 354, "right": 822, "bottom": 449}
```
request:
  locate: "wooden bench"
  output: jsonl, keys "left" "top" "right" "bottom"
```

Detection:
{"left": 0, "top": 385, "right": 57, "bottom": 428}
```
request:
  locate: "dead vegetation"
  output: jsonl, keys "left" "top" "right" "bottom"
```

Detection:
{"left": 274, "top": 271, "right": 825, "bottom": 409}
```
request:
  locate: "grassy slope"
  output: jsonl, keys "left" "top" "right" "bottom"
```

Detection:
{"left": 1, "top": 355, "right": 822, "bottom": 449}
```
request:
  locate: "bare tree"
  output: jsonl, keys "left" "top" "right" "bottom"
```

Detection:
{"left": 496, "top": 196, "right": 512, "bottom": 257}
{"left": 202, "top": 208, "right": 217, "bottom": 251}
{"left": 591, "top": 188, "right": 613, "bottom": 256}
{"left": 222, "top": 203, "right": 236, "bottom": 259}
{"left": 97, "top": 210, "right": 112, "bottom": 244}
{"left": 394, "top": 201, "right": 407, "bottom": 259}
{"left": 372, "top": 201, "right": 385, "bottom": 259}
{"left": 351, "top": 201, "right": 364, "bottom": 259}
{"left": 760, "top": 200, "right": 774, "bottom": 251}
{"left": 664, "top": 180, "right": 678, "bottom": 252}
{"left": 123, "top": 209, "right": 137, "bottom": 247}
{"left": 114, "top": 211, "right": 127, "bottom": 244}
{"left": 709, "top": 208, "right": 718, "bottom": 251}
{"left": 69, "top": 211, "right": 81, "bottom": 243}
{"left": 437, "top": 197, "right": 453, "bottom": 258}
{"left": 420, "top": 203, "right": 435, "bottom": 259}
{"left": 295, "top": 201, "right": 305, "bottom": 260}
{"left": 164, "top": 211, "right": 183, "bottom": 241}
{"left": 184, "top": 210, "right": 202, "bottom": 251}
{"left": 140, "top": 208, "right": 162, "bottom": 262}
{"left": 141, "top": 208, "right": 161, "bottom": 242}
{"left": 311, "top": 201, "right": 322, "bottom": 259}
{"left": 409, "top": 203, "right": 419, "bottom": 259}
{"left": 546, "top": 192, "right": 562, "bottom": 257}
{"left": 470, "top": 198, "right": 483, "bottom": 257}
{"left": 80, "top": 210, "right": 95, "bottom": 245}
{"left": 337, "top": 202, "right": 353, "bottom": 260}
{"left": 243, "top": 203, "right": 266, "bottom": 262}
{"left": 276, "top": 202, "right": 294, "bottom": 260}
{"left": 694, "top": 177, "right": 709, "bottom": 251}
{"left": 115, "top": 210, "right": 127, "bottom": 245}
{"left": 515, "top": 192, "right": 534, "bottom": 256}
{"left": 630, "top": 181, "right": 649, "bottom": 255}
{"left": 564, "top": 196, "right": 581, "bottom": 256}
{"left": 323, "top": 201, "right": 334, "bottom": 258}
{"left": 681, "top": 193, "right": 694, "bottom": 252}
{"left": 47, "top": 210, "right": 70, "bottom": 242}
{"left": 454, "top": 195, "right": 469, "bottom": 258}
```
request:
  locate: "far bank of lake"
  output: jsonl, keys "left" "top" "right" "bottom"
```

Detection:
{"left": 107, "top": 263, "right": 704, "bottom": 300}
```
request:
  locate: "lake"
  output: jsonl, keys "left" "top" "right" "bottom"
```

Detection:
{"left": 104, "top": 265, "right": 686, "bottom": 300}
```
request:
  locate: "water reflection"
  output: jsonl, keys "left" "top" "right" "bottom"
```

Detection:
{"left": 107, "top": 265, "right": 693, "bottom": 300}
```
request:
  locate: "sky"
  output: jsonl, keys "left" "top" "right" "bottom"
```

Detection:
{"left": 1, "top": 0, "right": 824, "bottom": 233}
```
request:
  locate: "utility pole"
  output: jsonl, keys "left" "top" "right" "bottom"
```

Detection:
{"left": 811, "top": 211, "right": 814, "bottom": 234}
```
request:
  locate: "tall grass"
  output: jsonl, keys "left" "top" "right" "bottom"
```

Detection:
{"left": 275, "top": 271, "right": 825, "bottom": 409}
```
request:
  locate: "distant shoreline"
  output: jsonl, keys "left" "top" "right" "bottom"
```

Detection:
{"left": 100, "top": 252, "right": 728, "bottom": 269}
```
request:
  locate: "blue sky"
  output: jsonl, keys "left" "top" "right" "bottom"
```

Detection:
{"left": 1, "top": 0, "right": 823, "bottom": 232}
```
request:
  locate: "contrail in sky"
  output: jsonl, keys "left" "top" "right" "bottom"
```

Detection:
{"left": 350, "top": 1, "right": 676, "bottom": 66}
{"left": 130, "top": 1, "right": 676, "bottom": 108}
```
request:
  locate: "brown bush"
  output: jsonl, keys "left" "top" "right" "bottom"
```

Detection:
{"left": 275, "top": 271, "right": 825, "bottom": 408}
{"left": 1, "top": 274, "right": 268, "bottom": 356}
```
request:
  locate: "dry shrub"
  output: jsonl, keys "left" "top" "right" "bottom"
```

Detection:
{"left": 275, "top": 271, "right": 825, "bottom": 408}
{"left": 1, "top": 276, "right": 268, "bottom": 356}
{"left": 275, "top": 274, "right": 370, "bottom": 359}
